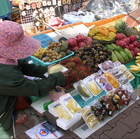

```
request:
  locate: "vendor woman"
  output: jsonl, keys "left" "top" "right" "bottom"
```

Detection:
{"left": 0, "top": 21, "right": 68, "bottom": 138}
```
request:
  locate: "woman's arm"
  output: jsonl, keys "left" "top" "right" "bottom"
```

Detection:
{"left": 0, "top": 72, "right": 66, "bottom": 97}
{"left": 18, "top": 60, "right": 48, "bottom": 78}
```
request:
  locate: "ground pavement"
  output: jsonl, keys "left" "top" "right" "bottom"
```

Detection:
{"left": 16, "top": 89, "right": 140, "bottom": 139}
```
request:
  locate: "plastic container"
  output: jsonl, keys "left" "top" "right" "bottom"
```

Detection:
{"left": 95, "top": 76, "right": 114, "bottom": 93}
{"left": 31, "top": 33, "right": 75, "bottom": 66}
{"left": 59, "top": 94, "right": 82, "bottom": 115}
{"left": 30, "top": 51, "right": 74, "bottom": 66}
{"left": 98, "top": 61, "right": 115, "bottom": 73}
{"left": 83, "top": 76, "right": 102, "bottom": 96}
{"left": 103, "top": 72, "right": 120, "bottom": 89}
{"left": 81, "top": 107, "right": 99, "bottom": 129}
{"left": 119, "top": 65, "right": 135, "bottom": 82}
{"left": 73, "top": 80, "right": 93, "bottom": 101}
{"left": 113, "top": 61, "right": 122, "bottom": 67}
{"left": 32, "top": 34, "right": 57, "bottom": 48}
{"left": 48, "top": 100, "right": 72, "bottom": 120}
{"left": 56, "top": 113, "right": 82, "bottom": 130}
{"left": 48, "top": 64, "right": 68, "bottom": 74}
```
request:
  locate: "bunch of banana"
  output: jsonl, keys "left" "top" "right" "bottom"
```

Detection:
{"left": 135, "top": 53, "right": 140, "bottom": 65}
{"left": 130, "top": 63, "right": 140, "bottom": 73}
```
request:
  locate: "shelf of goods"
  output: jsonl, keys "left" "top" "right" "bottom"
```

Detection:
{"left": 29, "top": 13, "right": 140, "bottom": 138}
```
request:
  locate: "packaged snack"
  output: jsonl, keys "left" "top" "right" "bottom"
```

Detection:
{"left": 112, "top": 67, "right": 123, "bottom": 76}
{"left": 81, "top": 107, "right": 99, "bottom": 128}
{"left": 123, "top": 70, "right": 135, "bottom": 82}
{"left": 73, "top": 81, "right": 92, "bottom": 101}
{"left": 60, "top": 94, "right": 81, "bottom": 114}
{"left": 95, "top": 76, "right": 114, "bottom": 93}
{"left": 118, "top": 65, "right": 135, "bottom": 83}
{"left": 91, "top": 101, "right": 107, "bottom": 121}
{"left": 50, "top": 102, "right": 72, "bottom": 120}
{"left": 122, "top": 83, "right": 134, "bottom": 93}
{"left": 118, "top": 75, "right": 129, "bottom": 84}
{"left": 48, "top": 64, "right": 68, "bottom": 74}
{"left": 99, "top": 96, "right": 116, "bottom": 116}
{"left": 104, "top": 73, "right": 120, "bottom": 89}
{"left": 83, "top": 77, "right": 102, "bottom": 96}
{"left": 98, "top": 61, "right": 115, "bottom": 72}
{"left": 119, "top": 65, "right": 127, "bottom": 72}
{"left": 113, "top": 61, "right": 121, "bottom": 67}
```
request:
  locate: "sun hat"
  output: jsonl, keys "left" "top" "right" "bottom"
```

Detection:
{"left": 0, "top": 21, "right": 40, "bottom": 60}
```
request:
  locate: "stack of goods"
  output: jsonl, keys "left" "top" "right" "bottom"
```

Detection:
{"left": 80, "top": 87, "right": 131, "bottom": 128}
{"left": 114, "top": 20, "right": 140, "bottom": 57}
{"left": 106, "top": 43, "right": 133, "bottom": 63}
{"left": 73, "top": 61, "right": 134, "bottom": 102}
{"left": 86, "top": 20, "right": 140, "bottom": 64}
{"left": 48, "top": 94, "right": 82, "bottom": 120}
{"left": 88, "top": 26, "right": 117, "bottom": 41}
{"left": 67, "top": 34, "right": 92, "bottom": 51}
{"left": 115, "top": 33, "right": 140, "bottom": 57}
{"left": 75, "top": 43, "right": 111, "bottom": 72}
{"left": 90, "top": 88, "right": 131, "bottom": 122}
{"left": 33, "top": 41, "right": 72, "bottom": 63}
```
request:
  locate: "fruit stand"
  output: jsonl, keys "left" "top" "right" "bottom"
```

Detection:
{"left": 28, "top": 13, "right": 140, "bottom": 138}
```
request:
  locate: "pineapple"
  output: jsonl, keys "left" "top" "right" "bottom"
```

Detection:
{"left": 124, "top": 26, "right": 139, "bottom": 37}
{"left": 116, "top": 21, "right": 139, "bottom": 37}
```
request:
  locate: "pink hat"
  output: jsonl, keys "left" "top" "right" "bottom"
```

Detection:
{"left": 0, "top": 21, "right": 40, "bottom": 60}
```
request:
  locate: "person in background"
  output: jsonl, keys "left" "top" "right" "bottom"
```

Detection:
{"left": 0, "top": 0, "right": 12, "bottom": 20}
{"left": 0, "top": 21, "right": 68, "bottom": 139}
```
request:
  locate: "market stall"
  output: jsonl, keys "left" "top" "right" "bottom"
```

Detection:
{"left": 22, "top": 12, "right": 140, "bottom": 138}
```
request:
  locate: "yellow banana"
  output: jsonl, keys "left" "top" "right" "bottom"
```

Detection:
{"left": 130, "top": 65, "right": 140, "bottom": 73}
{"left": 137, "top": 63, "right": 140, "bottom": 67}
{"left": 136, "top": 56, "right": 140, "bottom": 59}
{"left": 135, "top": 60, "right": 140, "bottom": 64}
{"left": 130, "top": 65, "right": 138, "bottom": 68}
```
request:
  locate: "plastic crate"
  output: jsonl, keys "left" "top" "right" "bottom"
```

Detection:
{"left": 32, "top": 33, "right": 57, "bottom": 48}
{"left": 31, "top": 33, "right": 75, "bottom": 66}
{"left": 31, "top": 51, "right": 74, "bottom": 66}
